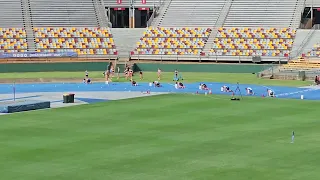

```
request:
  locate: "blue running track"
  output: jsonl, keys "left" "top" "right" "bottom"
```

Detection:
{"left": 0, "top": 82, "right": 319, "bottom": 100}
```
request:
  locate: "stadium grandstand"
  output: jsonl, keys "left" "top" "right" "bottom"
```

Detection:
{"left": 132, "top": 27, "right": 211, "bottom": 56}
{"left": 34, "top": 27, "right": 117, "bottom": 55}
{"left": 223, "top": 0, "right": 304, "bottom": 28}
{"left": 130, "top": 0, "right": 307, "bottom": 62}
{"left": 152, "top": 0, "right": 227, "bottom": 27}
{"left": 1, "top": 0, "right": 320, "bottom": 64}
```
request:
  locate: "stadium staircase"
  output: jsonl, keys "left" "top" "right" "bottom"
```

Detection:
{"left": 156, "top": 0, "right": 227, "bottom": 27}
{"left": 224, "top": 0, "right": 305, "bottom": 28}
{"left": 298, "top": 31, "right": 320, "bottom": 57}
{"left": 202, "top": 32, "right": 218, "bottom": 55}
{"left": 21, "top": 0, "right": 36, "bottom": 51}
{"left": 215, "top": 0, "right": 232, "bottom": 28}
{"left": 93, "top": 0, "right": 110, "bottom": 27}
{"left": 202, "top": 0, "right": 233, "bottom": 54}
{"left": 111, "top": 28, "right": 145, "bottom": 58}
{"left": 151, "top": 0, "right": 173, "bottom": 27}
{"left": 291, "top": 29, "right": 317, "bottom": 58}
{"left": 25, "top": 29, "right": 36, "bottom": 52}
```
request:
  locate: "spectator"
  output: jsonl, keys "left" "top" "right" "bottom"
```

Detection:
{"left": 315, "top": 76, "right": 319, "bottom": 85}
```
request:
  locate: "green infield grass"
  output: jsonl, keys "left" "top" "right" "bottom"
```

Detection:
{"left": 0, "top": 71, "right": 311, "bottom": 87}
{"left": 0, "top": 94, "right": 319, "bottom": 180}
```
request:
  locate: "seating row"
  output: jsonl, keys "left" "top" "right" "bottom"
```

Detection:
{"left": 34, "top": 27, "right": 117, "bottom": 55}
{"left": 133, "top": 27, "right": 210, "bottom": 55}
{"left": 211, "top": 27, "right": 296, "bottom": 57}
{"left": 305, "top": 43, "right": 320, "bottom": 57}
{"left": 0, "top": 27, "right": 117, "bottom": 55}
{"left": 217, "top": 29, "right": 295, "bottom": 39}
{"left": 0, "top": 28, "right": 27, "bottom": 39}
{"left": 136, "top": 37, "right": 206, "bottom": 49}
{"left": 0, "top": 27, "right": 299, "bottom": 57}
{"left": 135, "top": 49, "right": 201, "bottom": 55}
{"left": 35, "top": 38, "right": 115, "bottom": 49}
{"left": 0, "top": 39, "right": 27, "bottom": 49}
{"left": 209, "top": 49, "right": 290, "bottom": 56}
{"left": 144, "top": 27, "right": 211, "bottom": 37}
{"left": 213, "top": 39, "right": 293, "bottom": 49}
{"left": 36, "top": 48, "right": 117, "bottom": 55}
{"left": 0, "top": 50, "right": 27, "bottom": 53}
{"left": 34, "top": 27, "right": 112, "bottom": 38}
{"left": 218, "top": 27, "right": 296, "bottom": 34}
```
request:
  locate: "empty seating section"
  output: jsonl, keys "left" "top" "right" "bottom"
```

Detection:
{"left": 305, "top": 0, "right": 320, "bottom": 7}
{"left": 0, "top": 0, "right": 24, "bottom": 27}
{"left": 134, "top": 27, "right": 211, "bottom": 55}
{"left": 224, "top": 0, "right": 301, "bottom": 28}
{"left": 306, "top": 43, "right": 320, "bottom": 57}
{"left": 160, "top": 0, "right": 226, "bottom": 27}
{"left": 34, "top": 27, "right": 117, "bottom": 55}
{"left": 209, "top": 27, "right": 296, "bottom": 56}
{"left": 30, "top": 0, "right": 99, "bottom": 27}
{"left": 0, "top": 28, "right": 28, "bottom": 53}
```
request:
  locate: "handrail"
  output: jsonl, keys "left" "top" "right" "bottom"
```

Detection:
{"left": 147, "top": 8, "right": 157, "bottom": 27}
{"left": 146, "top": 0, "right": 165, "bottom": 27}
{"left": 215, "top": 0, "right": 232, "bottom": 27}
{"left": 292, "top": 0, "right": 306, "bottom": 28}
{"left": 130, "top": 54, "right": 290, "bottom": 63}
{"left": 148, "top": 0, "right": 173, "bottom": 27}
{"left": 291, "top": 26, "right": 316, "bottom": 59}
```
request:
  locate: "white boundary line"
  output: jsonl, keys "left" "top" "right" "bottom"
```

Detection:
{"left": 276, "top": 88, "right": 320, "bottom": 97}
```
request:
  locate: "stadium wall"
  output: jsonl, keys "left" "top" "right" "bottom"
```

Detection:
{"left": 0, "top": 62, "right": 110, "bottom": 73}
{"left": 134, "top": 63, "right": 273, "bottom": 73}
{"left": 0, "top": 62, "right": 272, "bottom": 73}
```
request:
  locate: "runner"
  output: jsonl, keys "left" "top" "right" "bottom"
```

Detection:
{"left": 117, "top": 66, "right": 120, "bottom": 80}
{"left": 245, "top": 87, "right": 254, "bottom": 95}
{"left": 157, "top": 68, "right": 162, "bottom": 80}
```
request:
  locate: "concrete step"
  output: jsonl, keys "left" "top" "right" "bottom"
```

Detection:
{"left": 111, "top": 28, "right": 146, "bottom": 57}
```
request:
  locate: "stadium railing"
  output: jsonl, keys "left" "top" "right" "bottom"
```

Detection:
{"left": 0, "top": 54, "right": 118, "bottom": 63}
{"left": 130, "top": 54, "right": 287, "bottom": 63}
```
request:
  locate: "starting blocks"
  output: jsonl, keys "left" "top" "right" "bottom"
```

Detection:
{"left": 141, "top": 90, "right": 150, "bottom": 94}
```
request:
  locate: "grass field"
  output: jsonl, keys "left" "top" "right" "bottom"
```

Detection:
{"left": 0, "top": 71, "right": 311, "bottom": 87}
{"left": 1, "top": 94, "right": 320, "bottom": 180}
